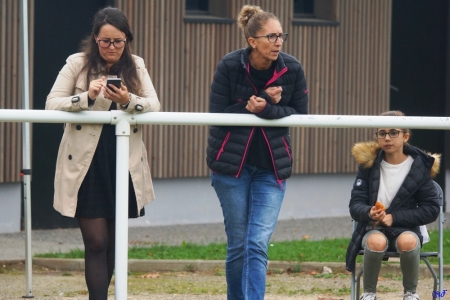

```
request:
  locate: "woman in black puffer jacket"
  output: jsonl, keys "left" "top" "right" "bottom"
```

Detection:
{"left": 206, "top": 5, "right": 308, "bottom": 300}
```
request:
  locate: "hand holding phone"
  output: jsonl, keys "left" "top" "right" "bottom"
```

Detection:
{"left": 103, "top": 77, "right": 129, "bottom": 105}
{"left": 106, "top": 78, "right": 122, "bottom": 91}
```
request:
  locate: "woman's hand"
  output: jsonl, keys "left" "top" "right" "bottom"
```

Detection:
{"left": 103, "top": 81, "right": 130, "bottom": 105}
{"left": 246, "top": 95, "right": 266, "bottom": 113}
{"left": 88, "top": 76, "right": 106, "bottom": 100}
{"left": 264, "top": 86, "right": 283, "bottom": 104}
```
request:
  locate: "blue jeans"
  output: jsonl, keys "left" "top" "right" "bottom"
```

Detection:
{"left": 210, "top": 165, "right": 286, "bottom": 300}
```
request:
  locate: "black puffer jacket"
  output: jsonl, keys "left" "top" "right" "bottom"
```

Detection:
{"left": 345, "top": 141, "right": 440, "bottom": 272}
{"left": 206, "top": 48, "right": 308, "bottom": 181}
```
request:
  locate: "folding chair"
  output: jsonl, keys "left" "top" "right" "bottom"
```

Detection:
{"left": 350, "top": 181, "right": 445, "bottom": 300}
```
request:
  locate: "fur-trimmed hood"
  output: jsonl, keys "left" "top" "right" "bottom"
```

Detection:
{"left": 351, "top": 141, "right": 441, "bottom": 178}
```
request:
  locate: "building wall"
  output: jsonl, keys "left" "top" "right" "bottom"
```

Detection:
{"left": 116, "top": 0, "right": 392, "bottom": 178}
{"left": 0, "top": 0, "right": 34, "bottom": 183}
{"left": 0, "top": 0, "right": 391, "bottom": 183}
{"left": 0, "top": 1, "right": 394, "bottom": 230}
{"left": 129, "top": 173, "right": 356, "bottom": 227}
{"left": 0, "top": 183, "right": 21, "bottom": 233}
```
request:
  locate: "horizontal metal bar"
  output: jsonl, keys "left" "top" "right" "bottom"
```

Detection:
{"left": 136, "top": 112, "right": 450, "bottom": 129}
{"left": 1, "top": 109, "right": 450, "bottom": 130}
{"left": 0, "top": 109, "right": 111, "bottom": 124}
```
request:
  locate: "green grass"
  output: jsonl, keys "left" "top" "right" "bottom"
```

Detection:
{"left": 35, "top": 229, "right": 450, "bottom": 265}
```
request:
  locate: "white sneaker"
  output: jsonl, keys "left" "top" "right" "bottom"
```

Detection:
{"left": 360, "top": 292, "right": 377, "bottom": 300}
{"left": 403, "top": 292, "right": 420, "bottom": 300}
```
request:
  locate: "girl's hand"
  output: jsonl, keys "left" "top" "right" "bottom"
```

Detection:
{"left": 380, "top": 214, "right": 393, "bottom": 227}
{"left": 88, "top": 76, "right": 105, "bottom": 100}
{"left": 103, "top": 82, "right": 129, "bottom": 106}
{"left": 369, "top": 206, "right": 386, "bottom": 221}
{"left": 264, "top": 86, "right": 283, "bottom": 104}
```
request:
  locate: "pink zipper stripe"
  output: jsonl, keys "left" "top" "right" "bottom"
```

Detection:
{"left": 235, "top": 128, "right": 255, "bottom": 178}
{"left": 264, "top": 67, "right": 288, "bottom": 89}
{"left": 261, "top": 129, "right": 286, "bottom": 190}
{"left": 261, "top": 128, "right": 280, "bottom": 181}
{"left": 216, "top": 132, "right": 230, "bottom": 161}
{"left": 282, "top": 137, "right": 292, "bottom": 161}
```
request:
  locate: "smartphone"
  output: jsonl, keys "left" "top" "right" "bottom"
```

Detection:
{"left": 106, "top": 78, "right": 122, "bottom": 90}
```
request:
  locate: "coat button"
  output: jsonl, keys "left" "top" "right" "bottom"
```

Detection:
{"left": 133, "top": 128, "right": 138, "bottom": 133}
{"left": 76, "top": 125, "right": 82, "bottom": 130}
{"left": 68, "top": 155, "right": 72, "bottom": 160}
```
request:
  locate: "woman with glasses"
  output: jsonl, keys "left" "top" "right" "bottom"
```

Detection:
{"left": 46, "top": 7, "right": 160, "bottom": 299}
{"left": 346, "top": 111, "right": 440, "bottom": 300}
{"left": 206, "top": 5, "right": 308, "bottom": 300}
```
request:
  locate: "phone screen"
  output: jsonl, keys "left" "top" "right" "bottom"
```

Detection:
{"left": 107, "top": 78, "right": 121, "bottom": 89}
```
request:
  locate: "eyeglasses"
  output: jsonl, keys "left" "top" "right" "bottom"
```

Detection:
{"left": 375, "top": 129, "right": 404, "bottom": 139}
{"left": 253, "top": 33, "right": 288, "bottom": 43}
{"left": 96, "top": 38, "right": 127, "bottom": 48}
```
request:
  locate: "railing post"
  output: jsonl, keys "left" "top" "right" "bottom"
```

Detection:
{"left": 20, "top": 0, "right": 34, "bottom": 297}
{"left": 114, "top": 118, "right": 131, "bottom": 299}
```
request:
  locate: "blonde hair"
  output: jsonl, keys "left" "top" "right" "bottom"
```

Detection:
{"left": 237, "top": 5, "right": 278, "bottom": 48}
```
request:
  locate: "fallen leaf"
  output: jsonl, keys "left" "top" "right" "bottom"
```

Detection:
{"left": 139, "top": 273, "right": 159, "bottom": 279}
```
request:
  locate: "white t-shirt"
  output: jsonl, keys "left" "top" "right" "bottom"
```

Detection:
{"left": 377, "top": 155, "right": 429, "bottom": 242}
{"left": 378, "top": 155, "right": 414, "bottom": 209}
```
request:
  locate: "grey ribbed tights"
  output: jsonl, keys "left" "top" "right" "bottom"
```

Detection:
{"left": 361, "top": 230, "right": 420, "bottom": 294}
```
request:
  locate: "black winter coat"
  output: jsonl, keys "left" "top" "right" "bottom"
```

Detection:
{"left": 345, "top": 142, "right": 440, "bottom": 272}
{"left": 206, "top": 48, "right": 308, "bottom": 181}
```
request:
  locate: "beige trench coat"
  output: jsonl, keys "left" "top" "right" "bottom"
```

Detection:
{"left": 46, "top": 53, "right": 160, "bottom": 217}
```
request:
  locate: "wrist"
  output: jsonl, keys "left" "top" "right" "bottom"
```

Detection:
{"left": 121, "top": 93, "right": 131, "bottom": 108}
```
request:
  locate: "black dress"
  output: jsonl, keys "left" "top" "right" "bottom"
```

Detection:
{"left": 75, "top": 103, "right": 143, "bottom": 218}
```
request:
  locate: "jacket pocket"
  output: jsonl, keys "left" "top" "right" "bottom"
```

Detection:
{"left": 216, "top": 132, "right": 231, "bottom": 161}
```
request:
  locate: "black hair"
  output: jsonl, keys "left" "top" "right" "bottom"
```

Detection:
{"left": 80, "top": 7, "right": 140, "bottom": 94}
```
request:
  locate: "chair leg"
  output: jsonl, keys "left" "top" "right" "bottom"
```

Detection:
{"left": 356, "top": 267, "right": 364, "bottom": 299}
{"left": 351, "top": 270, "right": 356, "bottom": 300}
{"left": 421, "top": 258, "right": 438, "bottom": 300}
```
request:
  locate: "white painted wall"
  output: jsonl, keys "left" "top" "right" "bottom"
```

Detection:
{"left": 0, "top": 183, "right": 22, "bottom": 233}
{"left": 129, "top": 173, "right": 356, "bottom": 227}
{"left": 1, "top": 171, "right": 446, "bottom": 233}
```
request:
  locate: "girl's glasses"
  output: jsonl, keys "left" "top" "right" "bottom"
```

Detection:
{"left": 375, "top": 129, "right": 404, "bottom": 139}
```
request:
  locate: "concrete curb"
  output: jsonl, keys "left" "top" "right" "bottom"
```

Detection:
{"left": 26, "top": 258, "right": 449, "bottom": 277}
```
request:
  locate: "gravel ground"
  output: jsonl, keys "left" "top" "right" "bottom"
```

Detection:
{"left": 0, "top": 261, "right": 445, "bottom": 300}
{"left": 0, "top": 215, "right": 448, "bottom": 299}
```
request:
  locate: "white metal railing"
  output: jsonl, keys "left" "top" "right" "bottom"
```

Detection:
{"left": 3, "top": 109, "right": 450, "bottom": 128}
{"left": 0, "top": 108, "right": 449, "bottom": 299}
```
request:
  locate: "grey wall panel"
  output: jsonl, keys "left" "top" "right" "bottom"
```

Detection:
{"left": 0, "top": 0, "right": 34, "bottom": 183}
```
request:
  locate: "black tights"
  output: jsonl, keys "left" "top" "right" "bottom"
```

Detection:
{"left": 78, "top": 218, "right": 115, "bottom": 300}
